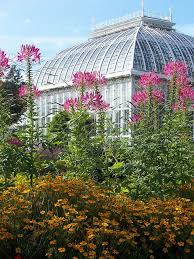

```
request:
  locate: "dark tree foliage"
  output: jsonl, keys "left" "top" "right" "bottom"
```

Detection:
{"left": 1, "top": 65, "right": 26, "bottom": 124}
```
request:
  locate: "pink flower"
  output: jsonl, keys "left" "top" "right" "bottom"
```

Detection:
{"left": 132, "top": 91, "right": 148, "bottom": 106}
{"left": 18, "top": 84, "right": 41, "bottom": 98}
{"left": 81, "top": 92, "right": 109, "bottom": 111}
{"left": 17, "top": 44, "right": 41, "bottom": 63}
{"left": 63, "top": 92, "right": 109, "bottom": 112}
{"left": 72, "top": 71, "right": 107, "bottom": 88}
{"left": 0, "top": 50, "right": 9, "bottom": 77}
{"left": 32, "top": 86, "right": 41, "bottom": 97}
{"left": 180, "top": 87, "right": 194, "bottom": 102}
{"left": 152, "top": 89, "right": 165, "bottom": 103}
{"left": 8, "top": 138, "right": 23, "bottom": 146}
{"left": 63, "top": 98, "right": 78, "bottom": 112}
{"left": 92, "top": 71, "right": 108, "bottom": 86}
{"left": 18, "top": 85, "right": 28, "bottom": 97}
{"left": 131, "top": 114, "right": 142, "bottom": 123}
{"left": 139, "top": 72, "right": 161, "bottom": 88}
{"left": 72, "top": 72, "right": 86, "bottom": 87}
{"left": 164, "top": 61, "right": 187, "bottom": 78}
{"left": 171, "top": 102, "right": 186, "bottom": 111}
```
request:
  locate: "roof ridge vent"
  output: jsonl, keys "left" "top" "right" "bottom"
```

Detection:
{"left": 90, "top": 11, "right": 175, "bottom": 39}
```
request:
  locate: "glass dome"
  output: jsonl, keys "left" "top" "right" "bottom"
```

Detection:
{"left": 35, "top": 14, "right": 194, "bottom": 88}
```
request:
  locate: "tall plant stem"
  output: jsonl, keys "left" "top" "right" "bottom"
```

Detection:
{"left": 26, "top": 57, "right": 36, "bottom": 186}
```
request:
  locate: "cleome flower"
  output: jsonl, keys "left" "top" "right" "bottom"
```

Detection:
{"left": 130, "top": 114, "right": 142, "bottom": 123}
{"left": 132, "top": 90, "right": 148, "bottom": 106}
{"left": 152, "top": 89, "right": 165, "bottom": 103}
{"left": 139, "top": 72, "right": 161, "bottom": 88}
{"left": 17, "top": 44, "right": 41, "bottom": 63}
{"left": 0, "top": 50, "right": 10, "bottom": 77}
{"left": 64, "top": 92, "right": 109, "bottom": 112}
{"left": 7, "top": 138, "right": 23, "bottom": 147}
{"left": 164, "top": 61, "right": 187, "bottom": 78}
{"left": 18, "top": 84, "right": 41, "bottom": 98}
{"left": 72, "top": 71, "right": 107, "bottom": 88}
{"left": 132, "top": 89, "right": 165, "bottom": 107}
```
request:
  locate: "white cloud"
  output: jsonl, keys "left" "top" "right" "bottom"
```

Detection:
{"left": 24, "top": 18, "right": 32, "bottom": 24}
{"left": 176, "top": 24, "right": 194, "bottom": 36}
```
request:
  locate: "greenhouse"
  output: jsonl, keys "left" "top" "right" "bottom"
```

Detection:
{"left": 35, "top": 11, "right": 194, "bottom": 131}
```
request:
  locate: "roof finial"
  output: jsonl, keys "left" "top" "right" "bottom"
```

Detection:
{"left": 169, "top": 7, "right": 172, "bottom": 22}
{"left": 141, "top": 0, "right": 145, "bottom": 16}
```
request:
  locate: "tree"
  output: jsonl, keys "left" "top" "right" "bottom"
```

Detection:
{"left": 2, "top": 65, "right": 26, "bottom": 124}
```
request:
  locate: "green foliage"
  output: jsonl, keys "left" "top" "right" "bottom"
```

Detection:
{"left": 47, "top": 110, "right": 70, "bottom": 148}
{"left": 64, "top": 109, "right": 97, "bottom": 177}
{"left": 123, "top": 85, "right": 194, "bottom": 199}
{"left": 3, "top": 65, "right": 26, "bottom": 124}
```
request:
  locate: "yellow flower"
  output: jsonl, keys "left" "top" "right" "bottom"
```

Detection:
{"left": 89, "top": 251, "right": 96, "bottom": 256}
{"left": 102, "top": 242, "right": 108, "bottom": 246}
{"left": 79, "top": 241, "right": 87, "bottom": 246}
{"left": 49, "top": 240, "right": 57, "bottom": 245}
{"left": 184, "top": 249, "right": 190, "bottom": 254}
{"left": 102, "top": 222, "right": 109, "bottom": 227}
{"left": 186, "top": 239, "right": 193, "bottom": 246}
{"left": 17, "top": 234, "right": 23, "bottom": 238}
{"left": 102, "top": 250, "right": 109, "bottom": 255}
{"left": 58, "top": 247, "right": 66, "bottom": 253}
{"left": 178, "top": 242, "right": 184, "bottom": 247}
{"left": 87, "top": 234, "right": 95, "bottom": 240}
{"left": 88, "top": 243, "right": 96, "bottom": 250}
{"left": 40, "top": 210, "right": 46, "bottom": 215}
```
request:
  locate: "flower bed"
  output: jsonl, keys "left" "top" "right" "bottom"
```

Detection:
{"left": 0, "top": 176, "right": 193, "bottom": 258}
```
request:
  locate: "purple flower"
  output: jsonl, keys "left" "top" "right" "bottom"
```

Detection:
{"left": 8, "top": 138, "right": 23, "bottom": 147}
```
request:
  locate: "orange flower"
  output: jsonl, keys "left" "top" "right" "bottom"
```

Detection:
{"left": 102, "top": 242, "right": 108, "bottom": 246}
{"left": 178, "top": 242, "right": 184, "bottom": 247}
{"left": 58, "top": 247, "right": 66, "bottom": 253}
{"left": 184, "top": 249, "right": 190, "bottom": 254}
{"left": 49, "top": 240, "right": 57, "bottom": 245}
{"left": 186, "top": 239, "right": 193, "bottom": 246}
{"left": 88, "top": 243, "right": 96, "bottom": 250}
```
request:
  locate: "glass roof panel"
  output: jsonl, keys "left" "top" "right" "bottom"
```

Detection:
{"left": 36, "top": 25, "right": 194, "bottom": 87}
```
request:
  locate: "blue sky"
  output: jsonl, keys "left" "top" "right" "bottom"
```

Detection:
{"left": 1, "top": 0, "right": 194, "bottom": 63}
